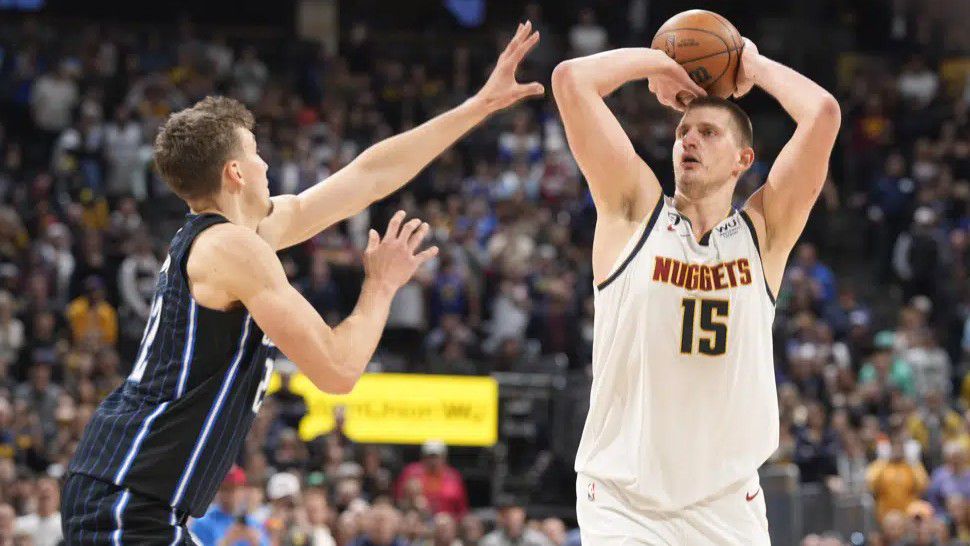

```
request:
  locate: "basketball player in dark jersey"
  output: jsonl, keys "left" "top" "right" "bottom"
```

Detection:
{"left": 62, "top": 23, "right": 543, "bottom": 545}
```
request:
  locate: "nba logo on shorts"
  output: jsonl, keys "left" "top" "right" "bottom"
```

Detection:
{"left": 587, "top": 481, "right": 596, "bottom": 502}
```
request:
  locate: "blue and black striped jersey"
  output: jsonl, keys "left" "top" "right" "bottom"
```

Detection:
{"left": 70, "top": 213, "right": 276, "bottom": 518}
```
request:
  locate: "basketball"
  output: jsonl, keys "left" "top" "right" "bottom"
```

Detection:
{"left": 650, "top": 10, "right": 743, "bottom": 98}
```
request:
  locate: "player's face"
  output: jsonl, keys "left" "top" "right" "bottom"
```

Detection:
{"left": 234, "top": 127, "right": 271, "bottom": 210}
{"left": 672, "top": 107, "right": 751, "bottom": 194}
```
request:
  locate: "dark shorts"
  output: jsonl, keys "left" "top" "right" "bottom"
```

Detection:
{"left": 61, "top": 473, "right": 196, "bottom": 545}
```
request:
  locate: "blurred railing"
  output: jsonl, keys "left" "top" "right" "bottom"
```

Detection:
{"left": 760, "top": 464, "right": 875, "bottom": 546}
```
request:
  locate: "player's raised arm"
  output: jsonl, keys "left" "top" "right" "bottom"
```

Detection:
{"left": 257, "top": 22, "right": 545, "bottom": 251}
{"left": 738, "top": 39, "right": 841, "bottom": 283}
{"left": 193, "top": 211, "right": 436, "bottom": 394}
{"left": 551, "top": 48, "right": 705, "bottom": 220}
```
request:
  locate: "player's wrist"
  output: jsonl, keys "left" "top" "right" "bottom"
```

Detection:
{"left": 463, "top": 93, "right": 499, "bottom": 119}
{"left": 361, "top": 275, "right": 398, "bottom": 299}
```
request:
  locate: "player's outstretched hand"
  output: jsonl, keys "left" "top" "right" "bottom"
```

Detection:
{"left": 474, "top": 21, "right": 546, "bottom": 112}
{"left": 647, "top": 53, "right": 707, "bottom": 111}
{"left": 364, "top": 210, "right": 439, "bottom": 291}
{"left": 733, "top": 38, "right": 761, "bottom": 99}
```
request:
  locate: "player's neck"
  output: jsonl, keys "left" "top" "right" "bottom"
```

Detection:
{"left": 188, "top": 194, "right": 262, "bottom": 230}
{"left": 672, "top": 185, "right": 735, "bottom": 237}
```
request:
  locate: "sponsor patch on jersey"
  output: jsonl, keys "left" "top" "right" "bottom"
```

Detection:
{"left": 587, "top": 481, "right": 596, "bottom": 502}
{"left": 715, "top": 217, "right": 742, "bottom": 238}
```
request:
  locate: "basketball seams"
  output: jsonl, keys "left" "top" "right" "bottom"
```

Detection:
{"left": 708, "top": 12, "right": 743, "bottom": 87}
{"left": 674, "top": 47, "right": 741, "bottom": 66}
{"left": 654, "top": 27, "right": 732, "bottom": 90}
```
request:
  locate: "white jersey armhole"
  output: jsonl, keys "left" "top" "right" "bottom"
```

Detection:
{"left": 595, "top": 194, "right": 666, "bottom": 292}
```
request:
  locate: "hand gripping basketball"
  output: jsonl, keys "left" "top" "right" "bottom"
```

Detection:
{"left": 647, "top": 54, "right": 707, "bottom": 111}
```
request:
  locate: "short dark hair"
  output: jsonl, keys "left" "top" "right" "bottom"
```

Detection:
{"left": 153, "top": 96, "right": 255, "bottom": 201}
{"left": 684, "top": 96, "right": 753, "bottom": 148}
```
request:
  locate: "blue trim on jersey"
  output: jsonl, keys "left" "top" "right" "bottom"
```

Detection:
{"left": 113, "top": 401, "right": 170, "bottom": 484}
{"left": 169, "top": 511, "right": 183, "bottom": 545}
{"left": 175, "top": 300, "right": 198, "bottom": 398}
{"left": 170, "top": 315, "right": 253, "bottom": 508}
{"left": 111, "top": 489, "right": 131, "bottom": 546}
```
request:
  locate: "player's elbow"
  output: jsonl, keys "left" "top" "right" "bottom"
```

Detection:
{"left": 814, "top": 94, "right": 842, "bottom": 131}
{"left": 552, "top": 61, "right": 581, "bottom": 97}
{"left": 308, "top": 366, "right": 358, "bottom": 395}
{"left": 323, "top": 376, "right": 357, "bottom": 395}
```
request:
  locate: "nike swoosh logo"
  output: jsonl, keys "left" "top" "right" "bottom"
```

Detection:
{"left": 746, "top": 489, "right": 760, "bottom": 502}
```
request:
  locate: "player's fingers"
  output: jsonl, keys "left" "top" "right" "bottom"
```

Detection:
{"left": 384, "top": 210, "right": 406, "bottom": 240}
{"left": 516, "top": 82, "right": 545, "bottom": 100}
{"left": 679, "top": 76, "right": 707, "bottom": 98}
{"left": 398, "top": 218, "right": 422, "bottom": 243}
{"left": 415, "top": 246, "right": 440, "bottom": 265}
{"left": 510, "top": 22, "right": 526, "bottom": 49}
{"left": 366, "top": 229, "right": 379, "bottom": 254}
{"left": 408, "top": 222, "right": 430, "bottom": 252}
{"left": 499, "top": 24, "right": 523, "bottom": 58}
{"left": 512, "top": 31, "right": 540, "bottom": 63}
{"left": 511, "top": 21, "right": 532, "bottom": 52}
{"left": 676, "top": 91, "right": 697, "bottom": 109}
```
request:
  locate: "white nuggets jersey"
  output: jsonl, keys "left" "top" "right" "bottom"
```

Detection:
{"left": 575, "top": 194, "right": 779, "bottom": 512}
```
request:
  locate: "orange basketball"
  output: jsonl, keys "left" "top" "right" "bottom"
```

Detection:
{"left": 650, "top": 10, "right": 743, "bottom": 98}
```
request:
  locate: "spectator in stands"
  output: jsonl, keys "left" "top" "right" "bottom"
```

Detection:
{"left": 568, "top": 8, "right": 607, "bottom": 57}
{"left": 540, "top": 518, "right": 567, "bottom": 545}
{"left": 15, "top": 350, "right": 61, "bottom": 429}
{"left": 893, "top": 208, "right": 943, "bottom": 305}
{"left": 480, "top": 499, "right": 553, "bottom": 546}
{"left": 867, "top": 433, "right": 930, "bottom": 520}
{"left": 859, "top": 331, "right": 915, "bottom": 397}
{"left": 304, "top": 488, "right": 337, "bottom": 546}
{"left": 102, "top": 105, "right": 145, "bottom": 198}
{"left": 897, "top": 55, "right": 939, "bottom": 109}
{"left": 116, "top": 232, "right": 158, "bottom": 356}
{"left": 13, "top": 477, "right": 61, "bottom": 546}
{"left": 927, "top": 442, "right": 970, "bottom": 524}
{"left": 794, "top": 402, "right": 840, "bottom": 486}
{"left": 29, "top": 61, "right": 79, "bottom": 158}
{"left": 190, "top": 465, "right": 269, "bottom": 546}
{"left": 0, "top": 292, "right": 24, "bottom": 364}
{"left": 903, "top": 330, "right": 952, "bottom": 402}
{"left": 352, "top": 504, "right": 408, "bottom": 546}
{"left": 907, "top": 391, "right": 963, "bottom": 471}
{"left": 904, "top": 500, "right": 943, "bottom": 546}
{"left": 64, "top": 275, "right": 117, "bottom": 346}
{"left": 232, "top": 47, "right": 268, "bottom": 106}
{"left": 264, "top": 471, "right": 303, "bottom": 546}
{"left": 432, "top": 512, "right": 462, "bottom": 546}
{"left": 878, "top": 509, "right": 909, "bottom": 546}
{"left": 394, "top": 441, "right": 468, "bottom": 518}
{"left": 460, "top": 514, "right": 485, "bottom": 546}
{"left": 0, "top": 504, "right": 15, "bottom": 541}
{"left": 791, "top": 243, "right": 838, "bottom": 304}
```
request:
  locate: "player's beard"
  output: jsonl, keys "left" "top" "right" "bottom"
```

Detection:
{"left": 674, "top": 164, "right": 736, "bottom": 200}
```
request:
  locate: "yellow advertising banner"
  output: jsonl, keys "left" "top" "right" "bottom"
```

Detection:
{"left": 268, "top": 373, "right": 499, "bottom": 446}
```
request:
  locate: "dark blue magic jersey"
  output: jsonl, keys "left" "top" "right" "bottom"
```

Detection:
{"left": 70, "top": 213, "right": 276, "bottom": 518}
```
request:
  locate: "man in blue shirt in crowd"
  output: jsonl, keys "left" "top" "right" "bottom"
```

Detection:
{"left": 191, "top": 465, "right": 269, "bottom": 546}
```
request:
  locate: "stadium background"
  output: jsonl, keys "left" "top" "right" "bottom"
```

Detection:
{"left": 0, "top": 0, "right": 969, "bottom": 544}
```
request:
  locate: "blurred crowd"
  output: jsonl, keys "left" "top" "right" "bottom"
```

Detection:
{"left": 0, "top": 1, "right": 967, "bottom": 545}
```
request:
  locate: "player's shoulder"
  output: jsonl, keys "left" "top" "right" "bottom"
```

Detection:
{"left": 187, "top": 223, "right": 274, "bottom": 280}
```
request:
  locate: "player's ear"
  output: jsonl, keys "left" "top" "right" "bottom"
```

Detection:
{"left": 738, "top": 146, "right": 754, "bottom": 171}
{"left": 223, "top": 160, "right": 245, "bottom": 192}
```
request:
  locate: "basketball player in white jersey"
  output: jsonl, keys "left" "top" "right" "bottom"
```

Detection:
{"left": 552, "top": 38, "right": 840, "bottom": 544}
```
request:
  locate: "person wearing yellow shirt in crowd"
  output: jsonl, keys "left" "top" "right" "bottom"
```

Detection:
{"left": 906, "top": 389, "right": 967, "bottom": 469}
{"left": 65, "top": 276, "right": 117, "bottom": 346}
{"left": 867, "top": 432, "right": 929, "bottom": 520}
